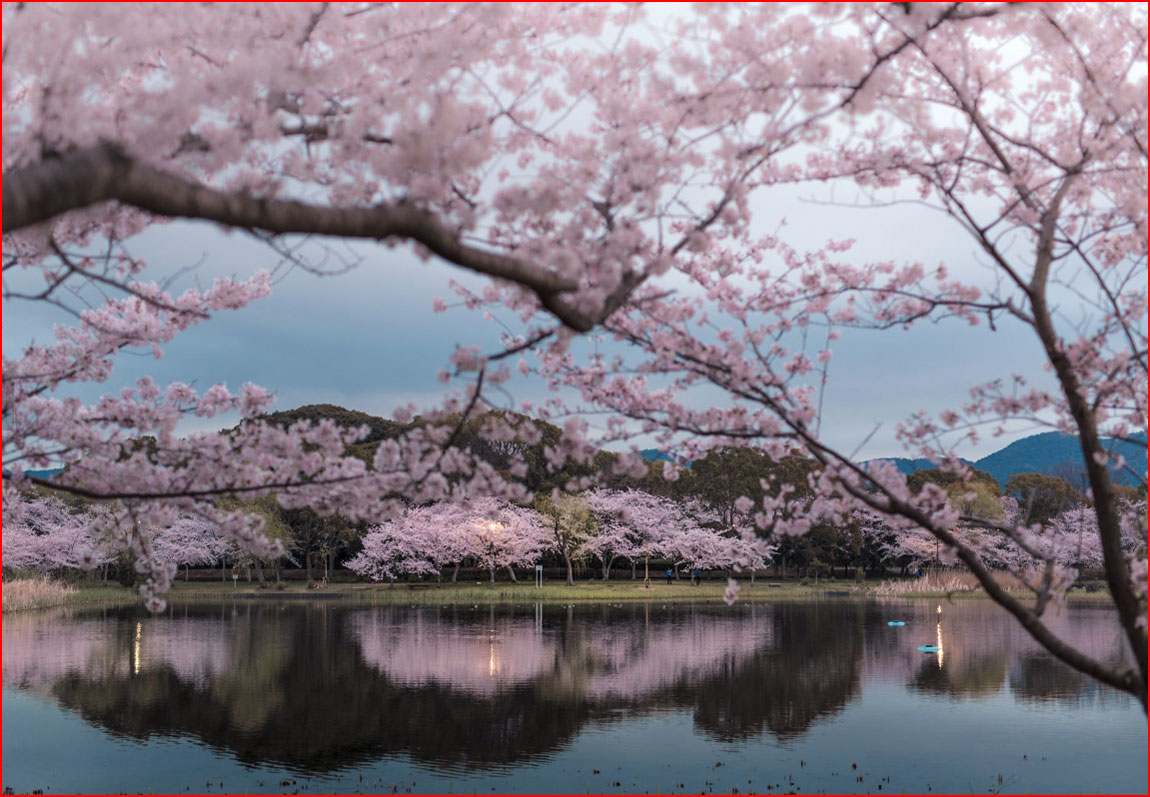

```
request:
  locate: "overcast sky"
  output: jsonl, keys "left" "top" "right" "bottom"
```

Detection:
{"left": 3, "top": 176, "right": 1058, "bottom": 464}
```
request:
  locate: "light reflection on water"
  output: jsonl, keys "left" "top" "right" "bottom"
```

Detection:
{"left": 2, "top": 599, "right": 1145, "bottom": 794}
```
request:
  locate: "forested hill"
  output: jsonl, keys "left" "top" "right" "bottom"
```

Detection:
{"left": 251, "top": 404, "right": 638, "bottom": 495}
{"left": 20, "top": 407, "right": 1146, "bottom": 492}
{"left": 256, "top": 404, "right": 409, "bottom": 445}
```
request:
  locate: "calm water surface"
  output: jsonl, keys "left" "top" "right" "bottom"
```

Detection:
{"left": 2, "top": 599, "right": 1145, "bottom": 794}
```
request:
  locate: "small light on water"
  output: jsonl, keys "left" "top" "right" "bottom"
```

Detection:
{"left": 936, "top": 620, "right": 944, "bottom": 669}
{"left": 133, "top": 622, "right": 142, "bottom": 675}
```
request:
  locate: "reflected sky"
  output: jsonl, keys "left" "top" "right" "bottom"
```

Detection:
{"left": 2, "top": 599, "right": 1145, "bottom": 794}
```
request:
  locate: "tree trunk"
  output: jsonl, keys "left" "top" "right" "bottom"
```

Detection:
{"left": 255, "top": 560, "right": 266, "bottom": 586}
{"left": 185, "top": 563, "right": 190, "bottom": 582}
{"left": 506, "top": 566, "right": 518, "bottom": 583}
{"left": 452, "top": 562, "right": 460, "bottom": 583}
{"left": 489, "top": 566, "right": 495, "bottom": 587}
{"left": 631, "top": 560, "right": 637, "bottom": 580}
{"left": 564, "top": 553, "right": 574, "bottom": 587}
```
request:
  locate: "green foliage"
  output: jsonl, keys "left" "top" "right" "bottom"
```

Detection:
{"left": 535, "top": 492, "right": 598, "bottom": 579}
{"left": 947, "top": 480, "right": 1006, "bottom": 522}
{"left": 1004, "top": 472, "right": 1083, "bottom": 525}
{"left": 685, "top": 447, "right": 818, "bottom": 527}
{"left": 108, "top": 554, "right": 137, "bottom": 588}
{"left": 217, "top": 494, "right": 297, "bottom": 568}
{"left": 907, "top": 466, "right": 1000, "bottom": 495}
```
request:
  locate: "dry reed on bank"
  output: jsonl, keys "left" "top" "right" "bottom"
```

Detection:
{"left": 874, "top": 569, "right": 1027, "bottom": 595}
{"left": 2, "top": 576, "right": 77, "bottom": 612}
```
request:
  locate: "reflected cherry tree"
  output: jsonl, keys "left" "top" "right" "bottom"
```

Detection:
{"left": 2, "top": 601, "right": 1140, "bottom": 774}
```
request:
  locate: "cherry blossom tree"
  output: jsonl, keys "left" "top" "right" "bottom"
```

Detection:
{"left": 1045, "top": 500, "right": 1147, "bottom": 573}
{"left": 346, "top": 502, "right": 472, "bottom": 584}
{"left": 661, "top": 525, "right": 768, "bottom": 581}
{"left": 585, "top": 489, "right": 685, "bottom": 584}
{"left": 463, "top": 498, "right": 550, "bottom": 587}
{"left": 345, "top": 517, "right": 445, "bottom": 585}
{"left": 1, "top": 488, "right": 112, "bottom": 575}
{"left": 348, "top": 498, "right": 548, "bottom": 587}
{"left": 151, "top": 514, "right": 231, "bottom": 582}
{"left": 534, "top": 5, "right": 1148, "bottom": 706}
{"left": 584, "top": 487, "right": 767, "bottom": 583}
{"left": 2, "top": 4, "right": 1145, "bottom": 706}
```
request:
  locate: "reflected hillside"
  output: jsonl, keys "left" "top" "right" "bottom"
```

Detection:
{"left": 1, "top": 600, "right": 1137, "bottom": 775}
{"left": 685, "top": 602, "right": 864, "bottom": 742}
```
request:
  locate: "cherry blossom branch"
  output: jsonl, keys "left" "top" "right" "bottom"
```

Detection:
{"left": 1, "top": 143, "right": 627, "bottom": 331}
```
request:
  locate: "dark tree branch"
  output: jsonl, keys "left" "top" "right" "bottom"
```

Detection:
{"left": 1, "top": 143, "right": 631, "bottom": 332}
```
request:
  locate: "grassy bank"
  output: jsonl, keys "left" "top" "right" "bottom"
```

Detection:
{"left": 2, "top": 577, "right": 137, "bottom": 613}
{"left": 4, "top": 575, "right": 1115, "bottom": 613}
{"left": 166, "top": 578, "right": 825, "bottom": 604}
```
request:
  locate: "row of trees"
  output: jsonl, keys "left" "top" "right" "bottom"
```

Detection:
{"left": 1, "top": 486, "right": 292, "bottom": 587}
{"left": 345, "top": 489, "right": 769, "bottom": 589}
{"left": 13, "top": 463, "right": 1134, "bottom": 593}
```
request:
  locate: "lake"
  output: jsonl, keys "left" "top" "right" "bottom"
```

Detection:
{"left": 2, "top": 598, "right": 1145, "bottom": 794}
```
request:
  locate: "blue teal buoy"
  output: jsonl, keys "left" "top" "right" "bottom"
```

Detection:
{"left": 887, "top": 621, "right": 906, "bottom": 626}
{"left": 917, "top": 645, "right": 941, "bottom": 652}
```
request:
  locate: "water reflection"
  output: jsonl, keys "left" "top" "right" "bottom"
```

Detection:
{"left": 1, "top": 599, "right": 1137, "bottom": 775}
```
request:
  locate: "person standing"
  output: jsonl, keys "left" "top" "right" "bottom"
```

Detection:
{"left": 665, "top": 567, "right": 673, "bottom": 585}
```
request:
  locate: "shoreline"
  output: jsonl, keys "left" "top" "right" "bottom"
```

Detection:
{"left": 2, "top": 578, "right": 1118, "bottom": 613}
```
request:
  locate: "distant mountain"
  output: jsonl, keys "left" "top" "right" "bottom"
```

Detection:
{"left": 638, "top": 449, "right": 676, "bottom": 463}
{"left": 974, "top": 431, "right": 1145, "bottom": 488}
{"left": 865, "top": 431, "right": 1146, "bottom": 488}
{"left": 1, "top": 468, "right": 65, "bottom": 481}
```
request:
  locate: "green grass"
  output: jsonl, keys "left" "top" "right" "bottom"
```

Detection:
{"left": 164, "top": 578, "right": 831, "bottom": 604}
{"left": 5, "top": 575, "right": 1114, "bottom": 612}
